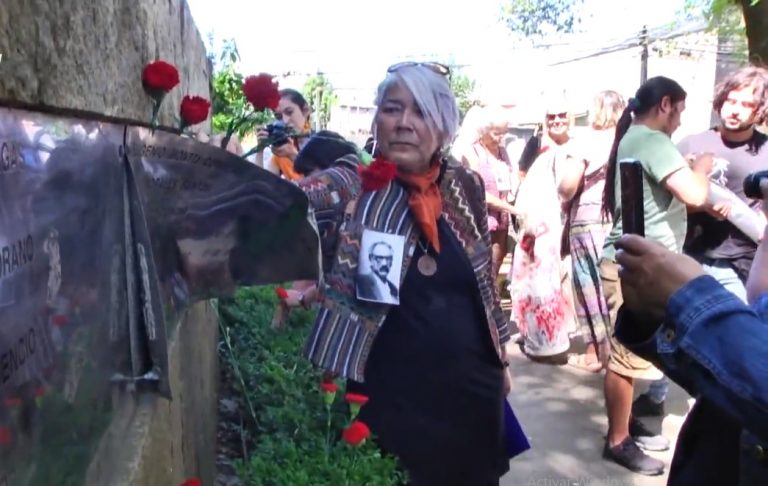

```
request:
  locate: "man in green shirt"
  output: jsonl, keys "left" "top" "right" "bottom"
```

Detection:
{"left": 599, "top": 77, "right": 712, "bottom": 476}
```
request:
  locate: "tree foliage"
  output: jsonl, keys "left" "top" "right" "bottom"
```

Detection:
{"left": 450, "top": 72, "right": 478, "bottom": 120}
{"left": 303, "top": 74, "right": 338, "bottom": 131}
{"left": 209, "top": 39, "right": 272, "bottom": 137}
{"left": 500, "top": 0, "right": 583, "bottom": 37}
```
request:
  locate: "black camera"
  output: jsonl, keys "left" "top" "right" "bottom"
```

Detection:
{"left": 265, "top": 120, "right": 291, "bottom": 147}
{"left": 743, "top": 170, "right": 768, "bottom": 199}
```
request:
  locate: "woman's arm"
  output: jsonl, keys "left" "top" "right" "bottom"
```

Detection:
{"left": 747, "top": 198, "right": 768, "bottom": 303}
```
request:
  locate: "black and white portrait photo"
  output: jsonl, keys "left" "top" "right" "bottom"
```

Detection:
{"left": 356, "top": 229, "right": 404, "bottom": 305}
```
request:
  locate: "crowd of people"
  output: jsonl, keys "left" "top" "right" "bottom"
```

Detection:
{"left": 233, "top": 62, "right": 768, "bottom": 485}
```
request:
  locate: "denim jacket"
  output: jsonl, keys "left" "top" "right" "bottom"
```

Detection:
{"left": 616, "top": 275, "right": 768, "bottom": 485}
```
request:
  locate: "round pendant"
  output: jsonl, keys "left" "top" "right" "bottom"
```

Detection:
{"left": 417, "top": 254, "right": 437, "bottom": 276}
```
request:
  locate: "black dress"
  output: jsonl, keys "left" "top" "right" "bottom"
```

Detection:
{"left": 347, "top": 218, "right": 508, "bottom": 486}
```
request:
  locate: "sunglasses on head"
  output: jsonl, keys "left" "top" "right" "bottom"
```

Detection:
{"left": 387, "top": 62, "right": 451, "bottom": 78}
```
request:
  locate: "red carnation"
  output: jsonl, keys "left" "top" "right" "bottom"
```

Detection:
{"left": 342, "top": 420, "right": 371, "bottom": 446}
{"left": 358, "top": 158, "right": 397, "bottom": 192}
{"left": 345, "top": 393, "right": 369, "bottom": 406}
{"left": 520, "top": 233, "right": 536, "bottom": 258}
{"left": 51, "top": 314, "right": 68, "bottom": 326}
{"left": 320, "top": 382, "right": 339, "bottom": 394}
{"left": 243, "top": 74, "right": 281, "bottom": 111}
{"left": 180, "top": 479, "right": 201, "bottom": 486}
{"left": 0, "top": 427, "right": 12, "bottom": 446}
{"left": 275, "top": 287, "right": 289, "bottom": 300}
{"left": 3, "top": 397, "right": 20, "bottom": 407}
{"left": 142, "top": 60, "right": 180, "bottom": 94}
{"left": 180, "top": 95, "right": 211, "bottom": 127}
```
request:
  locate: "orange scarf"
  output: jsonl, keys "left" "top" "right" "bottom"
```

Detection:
{"left": 397, "top": 163, "right": 442, "bottom": 253}
{"left": 272, "top": 155, "right": 303, "bottom": 182}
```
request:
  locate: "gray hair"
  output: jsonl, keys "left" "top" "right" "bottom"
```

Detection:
{"left": 373, "top": 65, "right": 460, "bottom": 150}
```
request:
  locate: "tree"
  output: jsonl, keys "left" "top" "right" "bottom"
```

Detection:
{"left": 303, "top": 74, "right": 338, "bottom": 131}
{"left": 501, "top": 0, "right": 583, "bottom": 37}
{"left": 450, "top": 73, "right": 478, "bottom": 121}
{"left": 209, "top": 39, "right": 271, "bottom": 138}
{"left": 501, "top": 0, "right": 767, "bottom": 64}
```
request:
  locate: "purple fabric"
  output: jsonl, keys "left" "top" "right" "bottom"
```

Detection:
{"left": 503, "top": 399, "right": 530, "bottom": 459}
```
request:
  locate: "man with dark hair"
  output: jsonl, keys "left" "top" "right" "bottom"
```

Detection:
{"left": 634, "top": 65, "right": 768, "bottom": 418}
{"left": 357, "top": 241, "right": 399, "bottom": 304}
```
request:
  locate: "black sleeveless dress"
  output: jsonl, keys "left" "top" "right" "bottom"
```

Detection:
{"left": 347, "top": 217, "right": 508, "bottom": 486}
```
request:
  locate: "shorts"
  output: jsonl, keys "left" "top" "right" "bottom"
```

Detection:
{"left": 599, "top": 259, "right": 663, "bottom": 381}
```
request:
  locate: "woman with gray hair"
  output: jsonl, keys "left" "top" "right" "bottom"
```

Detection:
{"left": 298, "top": 62, "right": 525, "bottom": 484}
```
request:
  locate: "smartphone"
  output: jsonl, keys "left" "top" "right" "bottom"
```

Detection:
{"left": 619, "top": 158, "right": 645, "bottom": 237}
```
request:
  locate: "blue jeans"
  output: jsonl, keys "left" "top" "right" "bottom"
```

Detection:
{"left": 643, "top": 260, "right": 747, "bottom": 403}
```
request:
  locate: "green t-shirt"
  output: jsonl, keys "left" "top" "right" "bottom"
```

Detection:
{"left": 602, "top": 125, "right": 689, "bottom": 261}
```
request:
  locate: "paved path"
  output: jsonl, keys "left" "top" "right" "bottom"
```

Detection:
{"left": 500, "top": 340, "right": 694, "bottom": 486}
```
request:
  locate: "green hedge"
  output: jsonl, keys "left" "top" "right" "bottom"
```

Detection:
{"left": 217, "top": 286, "right": 406, "bottom": 486}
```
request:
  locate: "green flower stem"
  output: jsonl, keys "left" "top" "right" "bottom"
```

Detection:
{"left": 325, "top": 403, "right": 332, "bottom": 460}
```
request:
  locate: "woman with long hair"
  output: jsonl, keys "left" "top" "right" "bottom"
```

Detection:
{"left": 598, "top": 76, "right": 713, "bottom": 474}
{"left": 255, "top": 88, "right": 313, "bottom": 181}
{"left": 559, "top": 91, "right": 626, "bottom": 372}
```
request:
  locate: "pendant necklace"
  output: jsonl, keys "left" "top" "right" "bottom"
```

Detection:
{"left": 416, "top": 239, "right": 437, "bottom": 277}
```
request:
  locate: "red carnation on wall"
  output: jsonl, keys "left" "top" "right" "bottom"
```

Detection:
{"left": 243, "top": 74, "right": 281, "bottom": 111}
{"left": 142, "top": 60, "right": 180, "bottom": 94}
{"left": 342, "top": 420, "right": 371, "bottom": 446}
{"left": 179, "top": 95, "right": 211, "bottom": 128}
{"left": 358, "top": 158, "right": 397, "bottom": 192}
{"left": 141, "top": 60, "right": 180, "bottom": 128}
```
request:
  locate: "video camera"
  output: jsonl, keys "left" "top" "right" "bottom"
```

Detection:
{"left": 264, "top": 120, "right": 292, "bottom": 147}
{"left": 744, "top": 170, "right": 768, "bottom": 200}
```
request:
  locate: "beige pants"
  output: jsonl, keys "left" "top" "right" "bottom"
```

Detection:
{"left": 599, "top": 259, "right": 663, "bottom": 380}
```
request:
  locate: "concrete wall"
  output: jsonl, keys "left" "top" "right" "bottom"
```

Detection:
{"left": 0, "top": 0, "right": 211, "bottom": 129}
{"left": 0, "top": 2, "right": 218, "bottom": 484}
{"left": 84, "top": 303, "right": 220, "bottom": 486}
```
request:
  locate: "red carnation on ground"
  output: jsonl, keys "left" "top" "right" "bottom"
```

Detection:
{"left": 320, "top": 382, "right": 339, "bottom": 394}
{"left": 358, "top": 158, "right": 397, "bottom": 192}
{"left": 179, "top": 95, "right": 210, "bottom": 127}
{"left": 142, "top": 60, "right": 180, "bottom": 94}
{"left": 243, "top": 74, "right": 281, "bottom": 111}
{"left": 275, "top": 287, "right": 289, "bottom": 300}
{"left": 344, "top": 393, "right": 369, "bottom": 406}
{"left": 342, "top": 420, "right": 371, "bottom": 446}
{"left": 180, "top": 479, "right": 201, "bottom": 486}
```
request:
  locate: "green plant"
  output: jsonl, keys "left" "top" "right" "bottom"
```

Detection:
{"left": 210, "top": 39, "right": 273, "bottom": 138}
{"left": 217, "top": 286, "right": 405, "bottom": 486}
{"left": 303, "top": 74, "right": 338, "bottom": 131}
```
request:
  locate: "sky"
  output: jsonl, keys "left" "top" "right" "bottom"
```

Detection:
{"left": 187, "top": 0, "right": 690, "bottom": 103}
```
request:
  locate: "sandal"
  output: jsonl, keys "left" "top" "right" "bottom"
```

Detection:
{"left": 567, "top": 353, "right": 604, "bottom": 373}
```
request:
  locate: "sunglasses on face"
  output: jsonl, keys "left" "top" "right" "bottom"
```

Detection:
{"left": 387, "top": 61, "right": 451, "bottom": 78}
{"left": 546, "top": 112, "right": 568, "bottom": 121}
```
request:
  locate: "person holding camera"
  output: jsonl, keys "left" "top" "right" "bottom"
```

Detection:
{"left": 254, "top": 88, "right": 313, "bottom": 181}
{"left": 599, "top": 76, "right": 714, "bottom": 475}
{"left": 613, "top": 177, "right": 768, "bottom": 484}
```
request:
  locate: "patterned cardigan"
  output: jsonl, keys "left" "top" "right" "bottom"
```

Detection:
{"left": 299, "top": 154, "right": 511, "bottom": 382}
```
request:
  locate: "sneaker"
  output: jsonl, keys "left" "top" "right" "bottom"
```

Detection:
{"left": 632, "top": 393, "right": 665, "bottom": 417}
{"left": 629, "top": 417, "right": 670, "bottom": 452}
{"left": 603, "top": 437, "right": 665, "bottom": 476}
